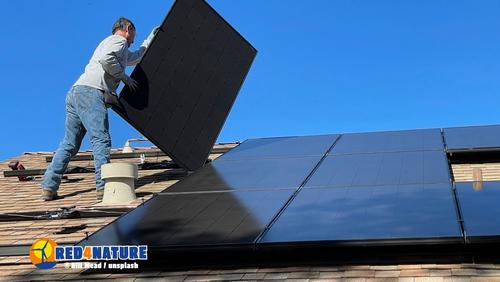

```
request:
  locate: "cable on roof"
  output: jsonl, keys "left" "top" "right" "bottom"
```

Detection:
{"left": 0, "top": 206, "right": 131, "bottom": 222}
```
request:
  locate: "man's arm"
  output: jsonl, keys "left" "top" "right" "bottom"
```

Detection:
{"left": 98, "top": 37, "right": 137, "bottom": 90}
{"left": 126, "top": 27, "right": 159, "bottom": 66}
{"left": 126, "top": 47, "right": 146, "bottom": 66}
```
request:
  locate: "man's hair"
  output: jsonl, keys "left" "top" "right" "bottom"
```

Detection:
{"left": 112, "top": 17, "right": 136, "bottom": 34}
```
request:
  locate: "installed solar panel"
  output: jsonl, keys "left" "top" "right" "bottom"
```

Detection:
{"left": 161, "top": 156, "right": 321, "bottom": 193}
{"left": 305, "top": 151, "right": 451, "bottom": 188}
{"left": 444, "top": 125, "right": 500, "bottom": 151}
{"left": 331, "top": 129, "right": 444, "bottom": 155}
{"left": 456, "top": 181, "right": 500, "bottom": 242}
{"left": 79, "top": 124, "right": 489, "bottom": 254}
{"left": 114, "top": 0, "right": 257, "bottom": 171}
{"left": 261, "top": 183, "right": 461, "bottom": 244}
{"left": 217, "top": 134, "right": 339, "bottom": 161}
{"left": 78, "top": 190, "right": 294, "bottom": 247}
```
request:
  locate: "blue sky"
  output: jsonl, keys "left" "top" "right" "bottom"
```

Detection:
{"left": 1, "top": 0, "right": 499, "bottom": 160}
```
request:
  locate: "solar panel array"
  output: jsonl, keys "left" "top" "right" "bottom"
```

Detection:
{"left": 79, "top": 125, "right": 500, "bottom": 251}
{"left": 113, "top": 0, "right": 257, "bottom": 171}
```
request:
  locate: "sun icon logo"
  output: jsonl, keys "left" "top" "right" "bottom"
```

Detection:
{"left": 29, "top": 238, "right": 58, "bottom": 269}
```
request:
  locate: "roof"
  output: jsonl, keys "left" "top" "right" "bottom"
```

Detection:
{"left": 3, "top": 262, "right": 500, "bottom": 281}
{"left": 0, "top": 144, "right": 236, "bottom": 278}
{"left": 1, "top": 131, "right": 500, "bottom": 280}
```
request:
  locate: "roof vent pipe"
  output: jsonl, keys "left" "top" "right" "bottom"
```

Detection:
{"left": 122, "top": 137, "right": 149, "bottom": 153}
{"left": 101, "top": 163, "right": 138, "bottom": 204}
{"left": 122, "top": 141, "right": 135, "bottom": 153}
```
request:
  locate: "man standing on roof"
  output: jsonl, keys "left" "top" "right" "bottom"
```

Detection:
{"left": 41, "top": 17, "right": 158, "bottom": 201}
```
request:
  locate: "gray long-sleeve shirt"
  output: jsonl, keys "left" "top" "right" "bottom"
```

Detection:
{"left": 74, "top": 34, "right": 146, "bottom": 92}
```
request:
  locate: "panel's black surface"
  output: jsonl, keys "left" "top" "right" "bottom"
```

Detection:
{"left": 161, "top": 156, "right": 321, "bottom": 193}
{"left": 114, "top": 0, "right": 257, "bottom": 171}
{"left": 444, "top": 125, "right": 500, "bottom": 151}
{"left": 78, "top": 190, "right": 293, "bottom": 247}
{"left": 261, "top": 183, "right": 461, "bottom": 244}
{"left": 456, "top": 181, "right": 500, "bottom": 240}
{"left": 217, "top": 135, "right": 339, "bottom": 161}
{"left": 305, "top": 151, "right": 451, "bottom": 188}
{"left": 331, "top": 129, "right": 444, "bottom": 155}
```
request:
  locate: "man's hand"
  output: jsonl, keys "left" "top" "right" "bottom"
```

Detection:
{"left": 122, "top": 75, "right": 138, "bottom": 92}
{"left": 141, "top": 26, "right": 160, "bottom": 49}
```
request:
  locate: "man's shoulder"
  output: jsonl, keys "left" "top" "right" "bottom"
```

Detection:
{"left": 102, "top": 34, "right": 127, "bottom": 44}
{"left": 94, "top": 35, "right": 128, "bottom": 55}
{"left": 98, "top": 34, "right": 128, "bottom": 50}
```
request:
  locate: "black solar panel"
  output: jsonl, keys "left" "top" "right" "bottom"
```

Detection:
{"left": 261, "top": 183, "right": 462, "bottom": 244}
{"left": 444, "top": 125, "right": 500, "bottom": 151}
{"left": 331, "top": 129, "right": 444, "bottom": 155}
{"left": 161, "top": 134, "right": 338, "bottom": 193}
{"left": 78, "top": 190, "right": 294, "bottom": 247}
{"left": 114, "top": 0, "right": 257, "bottom": 171}
{"left": 217, "top": 135, "right": 339, "bottom": 161}
{"left": 456, "top": 181, "right": 500, "bottom": 242}
{"left": 161, "top": 156, "right": 322, "bottom": 193}
{"left": 305, "top": 151, "right": 451, "bottom": 188}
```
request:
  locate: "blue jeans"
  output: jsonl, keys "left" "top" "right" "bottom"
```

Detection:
{"left": 42, "top": 85, "right": 111, "bottom": 192}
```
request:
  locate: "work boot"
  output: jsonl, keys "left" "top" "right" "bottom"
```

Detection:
{"left": 42, "top": 189, "right": 58, "bottom": 201}
{"left": 96, "top": 189, "right": 104, "bottom": 202}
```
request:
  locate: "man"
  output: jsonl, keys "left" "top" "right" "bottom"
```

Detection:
{"left": 41, "top": 17, "right": 157, "bottom": 201}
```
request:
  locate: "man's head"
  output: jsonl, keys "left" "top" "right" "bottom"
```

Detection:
{"left": 112, "top": 17, "right": 136, "bottom": 46}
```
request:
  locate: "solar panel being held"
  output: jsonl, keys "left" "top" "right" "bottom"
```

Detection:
{"left": 113, "top": 0, "right": 257, "bottom": 171}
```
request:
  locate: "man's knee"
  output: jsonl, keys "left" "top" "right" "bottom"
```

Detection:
{"left": 91, "top": 134, "right": 112, "bottom": 149}
{"left": 59, "top": 139, "right": 79, "bottom": 156}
